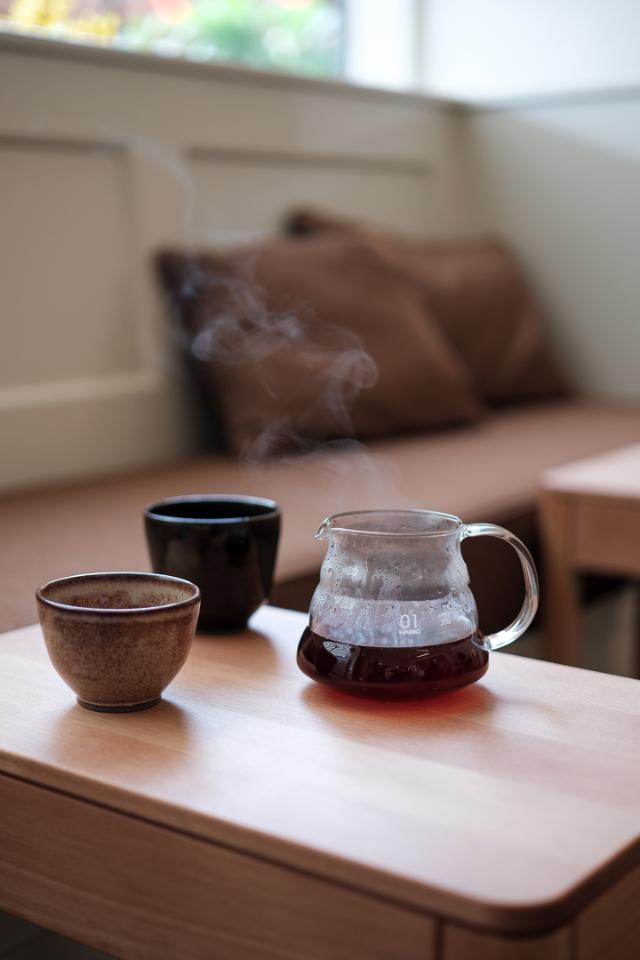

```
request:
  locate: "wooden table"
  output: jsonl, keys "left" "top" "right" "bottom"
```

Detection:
{"left": 540, "top": 444, "right": 640, "bottom": 668}
{"left": 1, "top": 606, "right": 639, "bottom": 960}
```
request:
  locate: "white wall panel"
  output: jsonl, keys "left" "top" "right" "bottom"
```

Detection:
{"left": 190, "top": 151, "right": 429, "bottom": 242}
{"left": 0, "top": 43, "right": 435, "bottom": 161}
{"left": 0, "top": 140, "right": 135, "bottom": 388}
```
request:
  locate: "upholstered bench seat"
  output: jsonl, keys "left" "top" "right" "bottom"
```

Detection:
{"left": 2, "top": 400, "right": 639, "bottom": 636}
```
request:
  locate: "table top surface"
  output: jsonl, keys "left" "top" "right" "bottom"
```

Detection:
{"left": 1, "top": 606, "right": 639, "bottom": 935}
{"left": 542, "top": 443, "right": 640, "bottom": 501}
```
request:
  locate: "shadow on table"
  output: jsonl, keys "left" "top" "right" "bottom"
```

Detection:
{"left": 189, "top": 626, "right": 283, "bottom": 674}
{"left": 43, "top": 698, "right": 196, "bottom": 783}
{"left": 300, "top": 680, "right": 498, "bottom": 732}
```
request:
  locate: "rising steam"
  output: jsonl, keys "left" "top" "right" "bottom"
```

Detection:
{"left": 172, "top": 249, "right": 379, "bottom": 462}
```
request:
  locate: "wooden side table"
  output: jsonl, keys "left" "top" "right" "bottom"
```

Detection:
{"left": 1, "top": 606, "right": 639, "bottom": 959}
{"left": 540, "top": 444, "right": 640, "bottom": 668}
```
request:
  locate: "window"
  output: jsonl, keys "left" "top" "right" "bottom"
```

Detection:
{"left": 0, "top": 0, "right": 344, "bottom": 79}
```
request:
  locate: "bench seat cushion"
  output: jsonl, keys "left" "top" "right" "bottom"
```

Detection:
{"left": 1, "top": 400, "right": 639, "bottom": 634}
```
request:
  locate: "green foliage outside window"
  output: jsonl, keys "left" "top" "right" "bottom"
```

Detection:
{"left": 1, "top": 0, "right": 343, "bottom": 78}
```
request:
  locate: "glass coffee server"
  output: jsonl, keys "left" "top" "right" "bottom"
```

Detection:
{"left": 297, "top": 509, "right": 539, "bottom": 698}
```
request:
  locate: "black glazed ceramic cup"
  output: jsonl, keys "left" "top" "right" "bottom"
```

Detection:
{"left": 144, "top": 495, "right": 280, "bottom": 632}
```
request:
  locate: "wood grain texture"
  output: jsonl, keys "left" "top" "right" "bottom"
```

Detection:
{"left": 542, "top": 444, "right": 640, "bottom": 501}
{"left": 575, "top": 864, "right": 640, "bottom": 960}
{"left": 1, "top": 607, "right": 640, "bottom": 936}
{"left": 574, "top": 501, "right": 640, "bottom": 574}
{"left": 0, "top": 775, "right": 435, "bottom": 960}
{"left": 441, "top": 923, "right": 571, "bottom": 959}
{"left": 539, "top": 489, "right": 580, "bottom": 664}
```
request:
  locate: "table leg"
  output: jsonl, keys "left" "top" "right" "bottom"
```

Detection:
{"left": 540, "top": 491, "right": 580, "bottom": 665}
{"left": 633, "top": 581, "right": 640, "bottom": 680}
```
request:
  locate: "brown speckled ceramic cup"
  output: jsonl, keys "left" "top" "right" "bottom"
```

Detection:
{"left": 36, "top": 572, "right": 200, "bottom": 712}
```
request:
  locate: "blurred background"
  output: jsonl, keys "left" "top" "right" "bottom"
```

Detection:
{"left": 1, "top": 0, "right": 639, "bottom": 489}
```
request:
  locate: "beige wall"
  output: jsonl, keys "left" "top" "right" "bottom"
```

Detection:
{"left": 463, "top": 94, "right": 640, "bottom": 400}
{"left": 0, "top": 36, "right": 466, "bottom": 493}
{"left": 423, "top": 0, "right": 640, "bottom": 100}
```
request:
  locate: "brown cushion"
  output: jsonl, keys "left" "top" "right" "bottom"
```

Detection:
{"left": 157, "top": 234, "right": 482, "bottom": 456}
{"left": 285, "top": 209, "right": 568, "bottom": 405}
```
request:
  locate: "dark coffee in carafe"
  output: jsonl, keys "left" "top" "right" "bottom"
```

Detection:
{"left": 297, "top": 628, "right": 488, "bottom": 699}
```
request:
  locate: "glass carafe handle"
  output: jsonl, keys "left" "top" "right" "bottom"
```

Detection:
{"left": 462, "top": 523, "right": 539, "bottom": 651}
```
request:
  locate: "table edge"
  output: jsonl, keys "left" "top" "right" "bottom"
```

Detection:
{"left": 1, "top": 761, "right": 639, "bottom": 939}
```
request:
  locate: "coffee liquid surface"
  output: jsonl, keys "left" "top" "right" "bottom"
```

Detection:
{"left": 297, "top": 627, "right": 488, "bottom": 698}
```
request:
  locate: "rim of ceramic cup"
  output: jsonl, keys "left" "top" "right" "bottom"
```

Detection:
{"left": 144, "top": 493, "right": 280, "bottom": 525}
{"left": 36, "top": 571, "right": 200, "bottom": 615}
